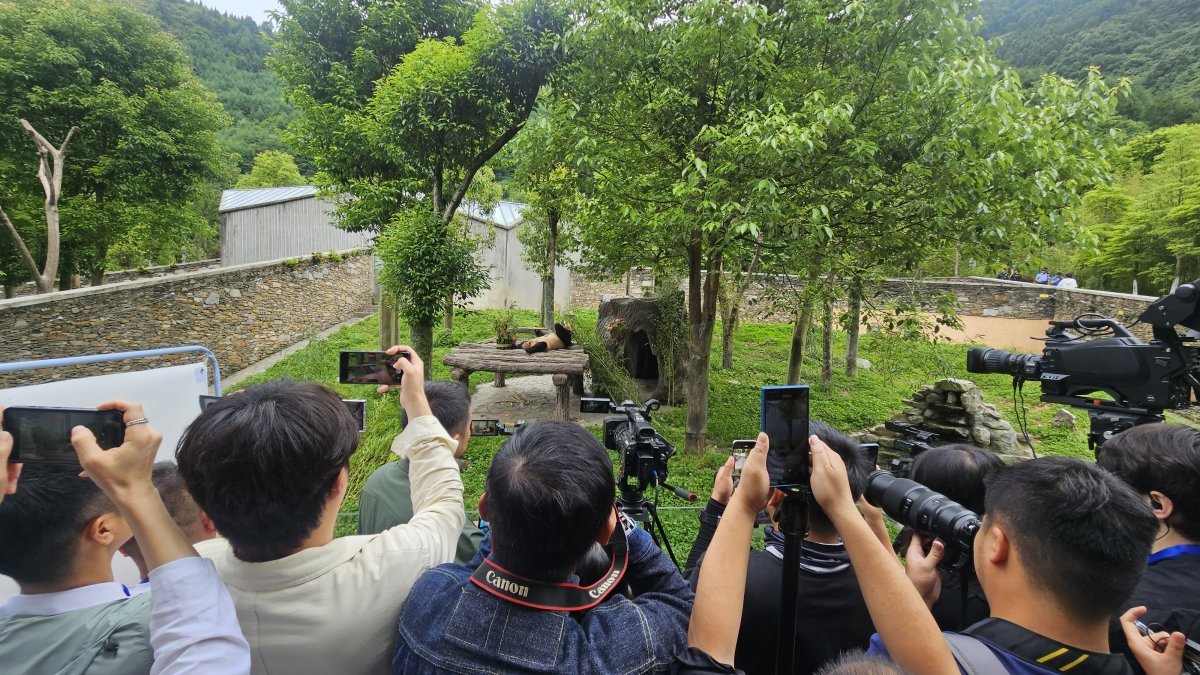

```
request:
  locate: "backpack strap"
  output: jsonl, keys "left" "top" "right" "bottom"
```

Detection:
{"left": 945, "top": 633, "right": 1007, "bottom": 675}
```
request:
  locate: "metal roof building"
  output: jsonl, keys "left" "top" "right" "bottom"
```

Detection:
{"left": 218, "top": 187, "right": 372, "bottom": 266}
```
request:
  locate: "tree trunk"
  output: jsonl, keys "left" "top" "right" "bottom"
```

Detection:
{"left": 1171, "top": 255, "right": 1183, "bottom": 292}
{"left": 953, "top": 247, "right": 961, "bottom": 277}
{"left": 1, "top": 122, "right": 76, "bottom": 294}
{"left": 821, "top": 298, "right": 834, "bottom": 384}
{"left": 88, "top": 265, "right": 104, "bottom": 287}
{"left": 443, "top": 296, "right": 454, "bottom": 332}
{"left": 3, "top": 281, "right": 14, "bottom": 299}
{"left": 541, "top": 212, "right": 558, "bottom": 328}
{"left": 58, "top": 247, "right": 74, "bottom": 291}
{"left": 684, "top": 230, "right": 720, "bottom": 454}
{"left": 410, "top": 320, "right": 434, "bottom": 381}
{"left": 380, "top": 300, "right": 396, "bottom": 349}
{"left": 786, "top": 302, "right": 813, "bottom": 385}
{"left": 721, "top": 305, "right": 739, "bottom": 370}
{"left": 845, "top": 288, "right": 862, "bottom": 377}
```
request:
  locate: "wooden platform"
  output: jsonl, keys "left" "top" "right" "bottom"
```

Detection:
{"left": 443, "top": 343, "right": 589, "bottom": 420}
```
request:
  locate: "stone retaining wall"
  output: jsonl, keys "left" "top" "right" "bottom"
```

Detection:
{"left": 569, "top": 270, "right": 1159, "bottom": 331}
{"left": 0, "top": 251, "right": 373, "bottom": 388}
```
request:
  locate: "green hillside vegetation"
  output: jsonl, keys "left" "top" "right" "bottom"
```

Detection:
{"left": 137, "top": 0, "right": 297, "bottom": 171}
{"left": 980, "top": 0, "right": 1200, "bottom": 128}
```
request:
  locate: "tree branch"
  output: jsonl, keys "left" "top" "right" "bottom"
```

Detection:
{"left": 0, "top": 203, "right": 43, "bottom": 282}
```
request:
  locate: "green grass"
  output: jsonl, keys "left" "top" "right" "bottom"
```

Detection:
{"left": 228, "top": 309, "right": 1133, "bottom": 553}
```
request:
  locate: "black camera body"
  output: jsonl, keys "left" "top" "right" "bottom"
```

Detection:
{"left": 594, "top": 399, "right": 675, "bottom": 494}
{"left": 867, "top": 471, "right": 980, "bottom": 569}
{"left": 967, "top": 279, "right": 1200, "bottom": 449}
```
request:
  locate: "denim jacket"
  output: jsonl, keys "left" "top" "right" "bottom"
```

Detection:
{"left": 393, "top": 526, "right": 694, "bottom": 674}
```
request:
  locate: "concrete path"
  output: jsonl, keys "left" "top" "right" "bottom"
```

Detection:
{"left": 471, "top": 374, "right": 610, "bottom": 427}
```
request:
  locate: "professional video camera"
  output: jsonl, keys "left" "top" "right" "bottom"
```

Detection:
{"left": 580, "top": 397, "right": 696, "bottom": 563}
{"left": 967, "top": 279, "right": 1200, "bottom": 450}
{"left": 866, "top": 471, "right": 980, "bottom": 570}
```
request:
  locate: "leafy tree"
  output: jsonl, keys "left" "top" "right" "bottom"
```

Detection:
{"left": 510, "top": 106, "right": 581, "bottom": 327}
{"left": 0, "top": 0, "right": 231, "bottom": 286}
{"left": 236, "top": 150, "right": 306, "bottom": 188}
{"left": 563, "top": 0, "right": 1123, "bottom": 452}
{"left": 272, "top": 0, "right": 568, "bottom": 361}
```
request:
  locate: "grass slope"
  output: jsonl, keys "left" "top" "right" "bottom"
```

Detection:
{"left": 230, "top": 309, "right": 1141, "bottom": 553}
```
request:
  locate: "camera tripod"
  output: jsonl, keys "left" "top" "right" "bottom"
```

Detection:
{"left": 617, "top": 486, "right": 679, "bottom": 566}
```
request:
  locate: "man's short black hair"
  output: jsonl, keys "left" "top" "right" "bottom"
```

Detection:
{"left": 400, "top": 381, "right": 471, "bottom": 437}
{"left": 176, "top": 379, "right": 359, "bottom": 562}
{"left": 911, "top": 444, "right": 1004, "bottom": 515}
{"left": 983, "top": 457, "right": 1157, "bottom": 622}
{"left": 0, "top": 463, "right": 117, "bottom": 585}
{"left": 485, "top": 420, "right": 614, "bottom": 582}
{"left": 1098, "top": 423, "right": 1200, "bottom": 541}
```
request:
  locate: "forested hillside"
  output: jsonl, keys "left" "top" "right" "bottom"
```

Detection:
{"left": 137, "top": 0, "right": 295, "bottom": 171}
{"left": 979, "top": 0, "right": 1200, "bottom": 128}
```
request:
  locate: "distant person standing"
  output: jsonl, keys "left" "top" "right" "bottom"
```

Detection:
{"left": 996, "top": 269, "right": 1010, "bottom": 280}
{"left": 1010, "top": 269, "right": 1025, "bottom": 282}
{"left": 1050, "top": 272, "right": 1063, "bottom": 285}
{"left": 1035, "top": 268, "right": 1049, "bottom": 284}
{"left": 1058, "top": 273, "right": 1078, "bottom": 289}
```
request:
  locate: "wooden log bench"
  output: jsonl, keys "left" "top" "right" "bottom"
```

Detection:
{"left": 442, "top": 342, "right": 590, "bottom": 420}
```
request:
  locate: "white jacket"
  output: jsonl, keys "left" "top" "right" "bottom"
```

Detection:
{"left": 195, "top": 415, "right": 465, "bottom": 675}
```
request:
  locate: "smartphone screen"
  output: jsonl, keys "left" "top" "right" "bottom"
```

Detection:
{"left": 860, "top": 442, "right": 880, "bottom": 468}
{"left": 471, "top": 419, "right": 500, "bottom": 436}
{"left": 761, "top": 385, "right": 810, "bottom": 488}
{"left": 3, "top": 407, "right": 125, "bottom": 464}
{"left": 343, "top": 399, "right": 367, "bottom": 432}
{"left": 339, "top": 351, "right": 404, "bottom": 385}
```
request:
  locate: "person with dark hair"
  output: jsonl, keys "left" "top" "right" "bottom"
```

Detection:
{"left": 358, "top": 380, "right": 483, "bottom": 564}
{"left": 681, "top": 421, "right": 878, "bottom": 675}
{"left": 880, "top": 457, "right": 1159, "bottom": 674}
{"left": 897, "top": 444, "right": 1003, "bottom": 630}
{"left": 677, "top": 435, "right": 959, "bottom": 675}
{"left": 1098, "top": 423, "right": 1200, "bottom": 666}
{"left": 181, "top": 346, "right": 466, "bottom": 674}
{"left": 120, "top": 462, "right": 218, "bottom": 586}
{"left": 0, "top": 460, "right": 153, "bottom": 673}
{"left": 391, "top": 420, "right": 693, "bottom": 673}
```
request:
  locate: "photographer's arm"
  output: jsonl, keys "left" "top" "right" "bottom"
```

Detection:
{"left": 72, "top": 401, "right": 249, "bottom": 675}
{"left": 0, "top": 408, "right": 24, "bottom": 505}
{"left": 375, "top": 346, "right": 465, "bottom": 567}
{"left": 686, "top": 434, "right": 770, "bottom": 667}
{"left": 683, "top": 457, "right": 734, "bottom": 578}
{"left": 810, "top": 437, "right": 958, "bottom": 675}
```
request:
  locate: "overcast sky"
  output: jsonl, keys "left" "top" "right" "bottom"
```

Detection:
{"left": 195, "top": 0, "right": 282, "bottom": 22}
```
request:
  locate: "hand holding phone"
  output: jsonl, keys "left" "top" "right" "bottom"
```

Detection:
{"left": 0, "top": 409, "right": 21, "bottom": 500}
{"left": 71, "top": 400, "right": 163, "bottom": 499}
{"left": 761, "top": 385, "right": 810, "bottom": 488}
{"left": 2, "top": 405, "right": 125, "bottom": 465}
{"left": 339, "top": 350, "right": 410, "bottom": 386}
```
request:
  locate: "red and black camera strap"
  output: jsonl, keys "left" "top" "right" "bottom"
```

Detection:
{"left": 469, "top": 513, "right": 629, "bottom": 612}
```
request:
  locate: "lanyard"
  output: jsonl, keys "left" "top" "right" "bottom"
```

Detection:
{"left": 1147, "top": 544, "right": 1200, "bottom": 566}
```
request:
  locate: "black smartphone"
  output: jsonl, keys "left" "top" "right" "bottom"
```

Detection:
{"left": 339, "top": 351, "right": 407, "bottom": 385}
{"left": 761, "top": 385, "right": 810, "bottom": 488}
{"left": 344, "top": 399, "right": 367, "bottom": 432}
{"left": 471, "top": 419, "right": 500, "bottom": 436}
{"left": 2, "top": 406, "right": 125, "bottom": 464}
{"left": 860, "top": 442, "right": 880, "bottom": 468}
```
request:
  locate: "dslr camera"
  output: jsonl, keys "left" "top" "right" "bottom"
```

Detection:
{"left": 866, "top": 471, "right": 980, "bottom": 569}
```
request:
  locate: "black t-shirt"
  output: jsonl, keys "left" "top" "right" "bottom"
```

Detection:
{"left": 687, "top": 543, "right": 877, "bottom": 675}
{"left": 1110, "top": 549, "right": 1200, "bottom": 674}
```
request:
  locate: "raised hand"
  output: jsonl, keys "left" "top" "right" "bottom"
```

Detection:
{"left": 71, "top": 400, "right": 162, "bottom": 501}
{"left": 711, "top": 456, "right": 735, "bottom": 505}
{"left": 0, "top": 406, "right": 22, "bottom": 503}
{"left": 733, "top": 433, "right": 771, "bottom": 512}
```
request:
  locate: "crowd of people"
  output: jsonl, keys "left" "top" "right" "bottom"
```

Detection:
{"left": 0, "top": 344, "right": 1197, "bottom": 674}
{"left": 998, "top": 267, "right": 1081, "bottom": 288}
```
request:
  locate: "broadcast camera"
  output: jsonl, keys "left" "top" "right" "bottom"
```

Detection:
{"left": 866, "top": 471, "right": 980, "bottom": 570}
{"left": 579, "top": 397, "right": 695, "bottom": 563}
{"left": 967, "top": 279, "right": 1200, "bottom": 450}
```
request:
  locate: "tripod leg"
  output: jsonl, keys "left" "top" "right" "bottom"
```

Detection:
{"left": 644, "top": 502, "right": 678, "bottom": 567}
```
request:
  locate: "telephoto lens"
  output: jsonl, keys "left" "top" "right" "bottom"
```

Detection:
{"left": 866, "top": 471, "right": 981, "bottom": 569}
{"left": 965, "top": 347, "right": 1041, "bottom": 378}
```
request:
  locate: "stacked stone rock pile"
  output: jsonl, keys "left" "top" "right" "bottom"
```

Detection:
{"left": 863, "top": 378, "right": 1030, "bottom": 460}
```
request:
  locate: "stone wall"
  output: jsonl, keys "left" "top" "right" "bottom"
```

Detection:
{"left": 568, "top": 269, "right": 1160, "bottom": 331}
{"left": 4, "top": 260, "right": 222, "bottom": 299}
{"left": 568, "top": 268, "right": 655, "bottom": 311}
{"left": 0, "top": 251, "right": 373, "bottom": 388}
